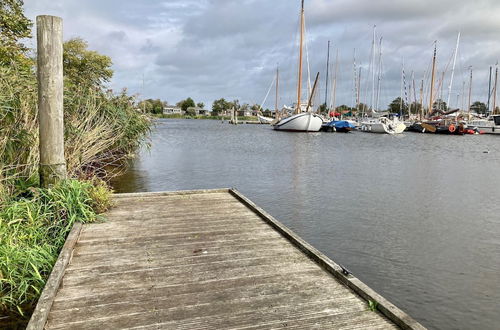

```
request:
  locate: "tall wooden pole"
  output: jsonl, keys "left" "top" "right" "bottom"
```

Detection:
{"left": 429, "top": 41, "right": 437, "bottom": 116}
{"left": 467, "top": 67, "right": 472, "bottom": 116}
{"left": 296, "top": 0, "right": 304, "bottom": 114}
{"left": 332, "top": 49, "right": 338, "bottom": 116}
{"left": 487, "top": 66, "right": 492, "bottom": 113}
{"left": 493, "top": 67, "right": 498, "bottom": 114}
{"left": 37, "top": 15, "right": 67, "bottom": 188}
{"left": 419, "top": 79, "right": 424, "bottom": 120}
{"left": 324, "top": 40, "right": 330, "bottom": 110}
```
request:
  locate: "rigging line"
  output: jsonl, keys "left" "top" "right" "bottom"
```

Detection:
{"left": 259, "top": 75, "right": 276, "bottom": 111}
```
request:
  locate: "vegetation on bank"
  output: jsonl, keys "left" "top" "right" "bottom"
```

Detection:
{"left": 0, "top": 1, "right": 151, "bottom": 326}
{"left": 156, "top": 113, "right": 259, "bottom": 121}
{"left": 0, "top": 180, "right": 111, "bottom": 324}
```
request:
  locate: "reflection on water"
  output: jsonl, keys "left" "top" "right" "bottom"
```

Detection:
{"left": 112, "top": 119, "right": 500, "bottom": 330}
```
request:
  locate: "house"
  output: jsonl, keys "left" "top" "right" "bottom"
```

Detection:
{"left": 237, "top": 109, "right": 253, "bottom": 117}
{"left": 163, "top": 105, "right": 183, "bottom": 115}
{"left": 187, "top": 107, "right": 209, "bottom": 116}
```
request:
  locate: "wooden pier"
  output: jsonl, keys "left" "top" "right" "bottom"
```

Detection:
{"left": 28, "top": 189, "right": 424, "bottom": 329}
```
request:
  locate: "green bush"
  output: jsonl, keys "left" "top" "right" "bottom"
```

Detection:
{"left": 0, "top": 180, "right": 111, "bottom": 318}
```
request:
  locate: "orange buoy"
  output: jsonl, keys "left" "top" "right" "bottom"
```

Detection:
{"left": 448, "top": 124, "right": 456, "bottom": 133}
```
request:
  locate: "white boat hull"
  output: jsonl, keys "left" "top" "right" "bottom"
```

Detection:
{"left": 360, "top": 118, "right": 406, "bottom": 134}
{"left": 273, "top": 112, "right": 323, "bottom": 132}
{"left": 257, "top": 114, "right": 274, "bottom": 124}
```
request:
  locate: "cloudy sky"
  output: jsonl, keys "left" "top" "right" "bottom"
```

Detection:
{"left": 24, "top": 0, "right": 500, "bottom": 110}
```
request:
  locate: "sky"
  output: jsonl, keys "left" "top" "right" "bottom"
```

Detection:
{"left": 24, "top": 0, "right": 500, "bottom": 110}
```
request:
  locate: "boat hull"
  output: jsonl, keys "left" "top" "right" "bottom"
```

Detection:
{"left": 360, "top": 120, "right": 406, "bottom": 134}
{"left": 257, "top": 114, "right": 274, "bottom": 124}
{"left": 274, "top": 112, "right": 323, "bottom": 132}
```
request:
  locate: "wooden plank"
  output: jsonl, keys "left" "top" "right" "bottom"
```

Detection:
{"left": 229, "top": 188, "right": 425, "bottom": 330}
{"left": 112, "top": 188, "right": 230, "bottom": 199}
{"left": 26, "top": 223, "right": 82, "bottom": 330}
{"left": 50, "top": 269, "right": 328, "bottom": 309}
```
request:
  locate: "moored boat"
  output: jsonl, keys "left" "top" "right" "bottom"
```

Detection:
{"left": 359, "top": 117, "right": 406, "bottom": 134}
{"left": 320, "top": 120, "right": 356, "bottom": 132}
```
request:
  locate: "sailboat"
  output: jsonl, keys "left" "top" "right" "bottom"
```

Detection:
{"left": 359, "top": 26, "right": 406, "bottom": 134}
{"left": 273, "top": 0, "right": 322, "bottom": 132}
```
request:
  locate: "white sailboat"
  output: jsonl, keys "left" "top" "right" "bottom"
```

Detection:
{"left": 359, "top": 26, "right": 406, "bottom": 134}
{"left": 274, "top": 0, "right": 322, "bottom": 132}
{"left": 360, "top": 116, "right": 406, "bottom": 134}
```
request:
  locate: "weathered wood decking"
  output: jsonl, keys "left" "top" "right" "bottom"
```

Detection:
{"left": 28, "top": 189, "right": 425, "bottom": 329}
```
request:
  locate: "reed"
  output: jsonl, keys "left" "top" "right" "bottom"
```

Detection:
{"left": 0, "top": 66, "right": 150, "bottom": 194}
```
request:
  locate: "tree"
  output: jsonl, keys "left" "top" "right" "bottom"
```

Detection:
{"left": 196, "top": 102, "right": 204, "bottom": 109}
{"left": 63, "top": 38, "right": 113, "bottom": 88}
{"left": 408, "top": 101, "right": 422, "bottom": 115}
{"left": 470, "top": 101, "right": 487, "bottom": 114}
{"left": 240, "top": 103, "right": 250, "bottom": 111}
{"left": 227, "top": 99, "right": 240, "bottom": 111}
{"left": 0, "top": 0, "right": 32, "bottom": 67}
{"left": 176, "top": 97, "right": 195, "bottom": 112}
{"left": 212, "top": 98, "right": 228, "bottom": 115}
{"left": 318, "top": 103, "right": 327, "bottom": 114}
{"left": 432, "top": 98, "right": 448, "bottom": 112}
{"left": 388, "top": 97, "right": 408, "bottom": 114}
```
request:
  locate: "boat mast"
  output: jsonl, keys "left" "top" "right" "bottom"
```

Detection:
{"left": 399, "top": 59, "right": 404, "bottom": 117}
{"left": 324, "top": 40, "right": 330, "bottom": 111}
{"left": 487, "top": 66, "right": 492, "bottom": 113}
{"left": 493, "top": 65, "right": 498, "bottom": 114}
{"left": 370, "top": 25, "right": 376, "bottom": 112}
{"left": 375, "top": 37, "right": 383, "bottom": 112}
{"left": 357, "top": 68, "right": 362, "bottom": 116}
{"left": 419, "top": 79, "right": 424, "bottom": 120}
{"left": 467, "top": 66, "right": 472, "bottom": 116}
{"left": 332, "top": 49, "right": 339, "bottom": 116}
{"left": 296, "top": 0, "right": 305, "bottom": 114}
{"left": 307, "top": 72, "right": 320, "bottom": 110}
{"left": 275, "top": 64, "right": 279, "bottom": 119}
{"left": 429, "top": 41, "right": 437, "bottom": 116}
{"left": 447, "top": 32, "right": 460, "bottom": 108}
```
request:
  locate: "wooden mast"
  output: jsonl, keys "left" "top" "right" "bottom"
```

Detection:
{"left": 467, "top": 67, "right": 472, "bottom": 116}
{"left": 296, "top": 0, "right": 305, "bottom": 114}
{"left": 429, "top": 41, "right": 437, "bottom": 116}
{"left": 324, "top": 40, "right": 330, "bottom": 111}
{"left": 307, "top": 72, "right": 320, "bottom": 110}
{"left": 332, "top": 49, "right": 338, "bottom": 116}
{"left": 419, "top": 79, "right": 424, "bottom": 120}
{"left": 493, "top": 66, "right": 498, "bottom": 114}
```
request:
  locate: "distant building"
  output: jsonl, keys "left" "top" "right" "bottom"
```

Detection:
{"left": 187, "top": 107, "right": 209, "bottom": 116}
{"left": 163, "top": 105, "right": 183, "bottom": 115}
{"left": 237, "top": 109, "right": 253, "bottom": 117}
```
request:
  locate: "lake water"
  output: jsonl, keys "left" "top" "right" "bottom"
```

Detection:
{"left": 112, "top": 119, "right": 500, "bottom": 330}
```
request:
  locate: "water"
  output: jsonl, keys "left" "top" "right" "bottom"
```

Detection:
{"left": 112, "top": 119, "right": 500, "bottom": 330}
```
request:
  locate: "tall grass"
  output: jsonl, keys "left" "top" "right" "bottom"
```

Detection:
{"left": 0, "top": 66, "right": 150, "bottom": 195}
{"left": 0, "top": 179, "right": 111, "bottom": 324}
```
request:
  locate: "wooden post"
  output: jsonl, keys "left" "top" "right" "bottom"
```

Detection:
{"left": 37, "top": 15, "right": 67, "bottom": 187}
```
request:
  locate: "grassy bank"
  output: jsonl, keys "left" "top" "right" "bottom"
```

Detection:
{"left": 0, "top": 180, "right": 112, "bottom": 327}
